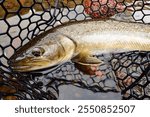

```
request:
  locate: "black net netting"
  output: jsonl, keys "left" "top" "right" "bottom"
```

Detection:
{"left": 0, "top": 0, "right": 150, "bottom": 100}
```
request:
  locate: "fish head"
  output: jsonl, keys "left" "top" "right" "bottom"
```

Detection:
{"left": 9, "top": 33, "right": 75, "bottom": 72}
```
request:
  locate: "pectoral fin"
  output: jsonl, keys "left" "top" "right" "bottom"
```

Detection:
{"left": 74, "top": 63, "right": 105, "bottom": 76}
{"left": 72, "top": 53, "right": 103, "bottom": 65}
{"left": 72, "top": 52, "right": 104, "bottom": 75}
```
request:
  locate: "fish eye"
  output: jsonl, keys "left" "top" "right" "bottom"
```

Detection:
{"left": 31, "top": 47, "right": 45, "bottom": 57}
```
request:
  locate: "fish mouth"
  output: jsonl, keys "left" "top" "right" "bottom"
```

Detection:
{"left": 10, "top": 63, "right": 60, "bottom": 73}
{"left": 9, "top": 58, "right": 50, "bottom": 72}
{"left": 9, "top": 57, "right": 63, "bottom": 72}
{"left": 10, "top": 65, "right": 32, "bottom": 72}
{"left": 10, "top": 63, "right": 49, "bottom": 72}
{"left": 9, "top": 60, "right": 33, "bottom": 72}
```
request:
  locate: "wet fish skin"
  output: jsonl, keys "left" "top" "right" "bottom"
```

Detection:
{"left": 9, "top": 19, "right": 150, "bottom": 72}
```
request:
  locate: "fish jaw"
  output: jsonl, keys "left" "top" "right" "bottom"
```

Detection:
{"left": 9, "top": 57, "right": 56, "bottom": 72}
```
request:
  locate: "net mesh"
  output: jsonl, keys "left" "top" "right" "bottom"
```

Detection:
{"left": 0, "top": 0, "right": 150, "bottom": 100}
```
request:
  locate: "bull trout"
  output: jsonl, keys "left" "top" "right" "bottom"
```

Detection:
{"left": 9, "top": 19, "right": 150, "bottom": 72}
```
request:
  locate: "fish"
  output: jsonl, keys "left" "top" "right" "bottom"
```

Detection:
{"left": 8, "top": 19, "right": 150, "bottom": 72}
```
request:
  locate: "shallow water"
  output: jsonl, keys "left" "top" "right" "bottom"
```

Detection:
{"left": 58, "top": 85, "right": 121, "bottom": 100}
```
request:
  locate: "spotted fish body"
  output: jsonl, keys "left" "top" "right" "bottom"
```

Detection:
{"left": 9, "top": 19, "right": 150, "bottom": 72}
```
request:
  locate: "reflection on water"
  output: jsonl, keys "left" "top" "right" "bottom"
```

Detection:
{"left": 58, "top": 85, "right": 121, "bottom": 100}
